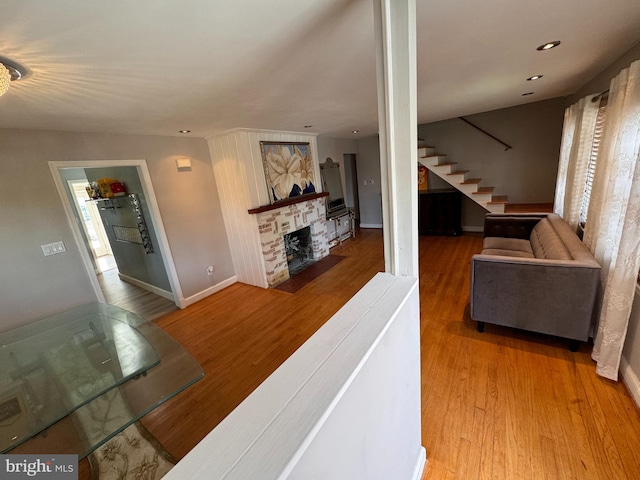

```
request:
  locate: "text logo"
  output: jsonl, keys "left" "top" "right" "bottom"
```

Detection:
{"left": 0, "top": 455, "right": 77, "bottom": 479}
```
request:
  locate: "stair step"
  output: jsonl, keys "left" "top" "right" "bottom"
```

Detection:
{"left": 434, "top": 161, "right": 455, "bottom": 166}
{"left": 473, "top": 187, "right": 495, "bottom": 195}
{"left": 418, "top": 146, "right": 438, "bottom": 157}
{"left": 446, "top": 170, "right": 469, "bottom": 176}
{"left": 461, "top": 178, "right": 482, "bottom": 185}
{"left": 488, "top": 195, "right": 508, "bottom": 204}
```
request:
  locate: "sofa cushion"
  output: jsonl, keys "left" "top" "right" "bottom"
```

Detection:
{"left": 481, "top": 248, "right": 535, "bottom": 258}
{"left": 483, "top": 237, "right": 534, "bottom": 254}
{"left": 530, "top": 218, "right": 572, "bottom": 260}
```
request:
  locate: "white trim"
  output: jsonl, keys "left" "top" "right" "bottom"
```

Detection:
{"left": 180, "top": 275, "right": 237, "bottom": 308}
{"left": 462, "top": 225, "right": 484, "bottom": 233}
{"left": 621, "top": 355, "right": 640, "bottom": 409}
{"left": 412, "top": 447, "right": 427, "bottom": 480}
{"left": 49, "top": 164, "right": 107, "bottom": 303}
{"left": 48, "top": 160, "right": 184, "bottom": 307}
{"left": 360, "top": 223, "right": 384, "bottom": 229}
{"left": 206, "top": 127, "right": 319, "bottom": 141}
{"left": 118, "top": 273, "right": 174, "bottom": 300}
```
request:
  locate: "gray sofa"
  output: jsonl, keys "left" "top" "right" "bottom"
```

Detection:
{"left": 470, "top": 213, "right": 600, "bottom": 347}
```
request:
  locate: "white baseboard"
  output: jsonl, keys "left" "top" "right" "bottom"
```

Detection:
{"left": 621, "top": 355, "right": 640, "bottom": 409}
{"left": 179, "top": 275, "right": 237, "bottom": 309}
{"left": 118, "top": 273, "right": 174, "bottom": 301}
{"left": 411, "top": 447, "right": 427, "bottom": 480}
{"left": 462, "top": 225, "right": 483, "bottom": 233}
{"left": 359, "top": 223, "right": 383, "bottom": 229}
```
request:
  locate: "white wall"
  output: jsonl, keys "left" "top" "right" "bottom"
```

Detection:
{"left": 164, "top": 273, "right": 425, "bottom": 480}
{"left": 0, "top": 128, "right": 235, "bottom": 330}
{"left": 207, "top": 129, "right": 321, "bottom": 288}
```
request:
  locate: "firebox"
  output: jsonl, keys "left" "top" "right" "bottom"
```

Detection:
{"left": 284, "top": 226, "right": 314, "bottom": 275}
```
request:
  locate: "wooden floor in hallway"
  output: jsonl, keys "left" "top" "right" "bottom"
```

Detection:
{"left": 80, "top": 229, "right": 640, "bottom": 479}
{"left": 97, "top": 267, "right": 178, "bottom": 320}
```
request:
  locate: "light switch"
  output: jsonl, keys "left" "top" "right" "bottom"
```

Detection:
{"left": 41, "top": 241, "right": 66, "bottom": 256}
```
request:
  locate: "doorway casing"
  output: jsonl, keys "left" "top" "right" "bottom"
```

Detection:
{"left": 49, "top": 159, "right": 184, "bottom": 308}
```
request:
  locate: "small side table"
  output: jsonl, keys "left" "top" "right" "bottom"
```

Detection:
{"left": 327, "top": 208, "right": 355, "bottom": 246}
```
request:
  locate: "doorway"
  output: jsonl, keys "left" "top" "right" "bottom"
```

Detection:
{"left": 343, "top": 154, "right": 360, "bottom": 223}
{"left": 50, "top": 160, "right": 184, "bottom": 317}
{"left": 68, "top": 179, "right": 116, "bottom": 274}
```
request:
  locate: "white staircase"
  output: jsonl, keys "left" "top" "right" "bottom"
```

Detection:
{"left": 417, "top": 146, "right": 507, "bottom": 214}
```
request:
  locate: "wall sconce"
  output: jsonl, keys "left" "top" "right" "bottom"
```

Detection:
{"left": 176, "top": 158, "right": 192, "bottom": 171}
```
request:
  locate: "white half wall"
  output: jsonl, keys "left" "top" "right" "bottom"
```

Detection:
{"left": 164, "top": 272, "right": 425, "bottom": 480}
{"left": 207, "top": 129, "right": 321, "bottom": 288}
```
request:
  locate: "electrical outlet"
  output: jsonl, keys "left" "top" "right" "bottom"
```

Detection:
{"left": 206, "top": 265, "right": 214, "bottom": 276}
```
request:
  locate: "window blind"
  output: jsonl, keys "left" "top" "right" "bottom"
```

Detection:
{"left": 579, "top": 105, "right": 607, "bottom": 225}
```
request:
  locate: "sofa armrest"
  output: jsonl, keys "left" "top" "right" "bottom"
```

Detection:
{"left": 483, "top": 213, "right": 547, "bottom": 239}
{"left": 470, "top": 254, "right": 600, "bottom": 341}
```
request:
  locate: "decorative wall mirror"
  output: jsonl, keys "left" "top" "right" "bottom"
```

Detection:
{"left": 320, "top": 158, "right": 346, "bottom": 216}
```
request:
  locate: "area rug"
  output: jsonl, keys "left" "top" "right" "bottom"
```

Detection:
{"left": 43, "top": 341, "right": 176, "bottom": 480}
{"left": 88, "top": 421, "right": 176, "bottom": 480}
{"left": 275, "top": 255, "right": 346, "bottom": 294}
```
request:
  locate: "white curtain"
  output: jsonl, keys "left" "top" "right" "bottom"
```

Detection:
{"left": 554, "top": 95, "right": 599, "bottom": 230}
{"left": 584, "top": 59, "right": 640, "bottom": 381}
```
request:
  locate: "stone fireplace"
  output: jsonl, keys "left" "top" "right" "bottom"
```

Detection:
{"left": 251, "top": 194, "right": 329, "bottom": 287}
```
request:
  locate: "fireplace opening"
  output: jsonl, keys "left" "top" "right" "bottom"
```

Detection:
{"left": 284, "top": 226, "right": 314, "bottom": 275}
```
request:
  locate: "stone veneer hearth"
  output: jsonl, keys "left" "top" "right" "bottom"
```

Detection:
{"left": 254, "top": 196, "right": 329, "bottom": 287}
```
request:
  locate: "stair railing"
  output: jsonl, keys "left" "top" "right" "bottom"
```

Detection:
{"left": 458, "top": 117, "right": 513, "bottom": 151}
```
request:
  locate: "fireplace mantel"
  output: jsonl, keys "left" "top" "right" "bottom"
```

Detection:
{"left": 248, "top": 192, "right": 328, "bottom": 215}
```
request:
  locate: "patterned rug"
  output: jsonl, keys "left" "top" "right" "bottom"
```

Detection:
{"left": 88, "top": 422, "right": 175, "bottom": 480}
{"left": 43, "top": 341, "right": 176, "bottom": 479}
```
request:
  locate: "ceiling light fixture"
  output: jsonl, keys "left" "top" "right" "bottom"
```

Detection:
{"left": 536, "top": 41, "right": 561, "bottom": 51}
{"left": 0, "top": 57, "right": 29, "bottom": 98}
{"left": 304, "top": 125, "right": 313, "bottom": 128}
{"left": 0, "top": 65, "right": 9, "bottom": 97}
{"left": 352, "top": 130, "right": 359, "bottom": 134}
{"left": 522, "top": 92, "right": 535, "bottom": 96}
{"left": 527, "top": 75, "right": 544, "bottom": 81}
{"left": 179, "top": 130, "right": 191, "bottom": 134}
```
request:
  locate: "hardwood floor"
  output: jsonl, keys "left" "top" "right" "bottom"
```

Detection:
{"left": 97, "top": 268, "right": 178, "bottom": 320}
{"left": 83, "top": 229, "right": 640, "bottom": 479}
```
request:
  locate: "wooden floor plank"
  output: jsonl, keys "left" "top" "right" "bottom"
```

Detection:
{"left": 71, "top": 229, "right": 640, "bottom": 479}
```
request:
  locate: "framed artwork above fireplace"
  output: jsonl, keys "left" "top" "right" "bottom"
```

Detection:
{"left": 260, "top": 141, "right": 317, "bottom": 204}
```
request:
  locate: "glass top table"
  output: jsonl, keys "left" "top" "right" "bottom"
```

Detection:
{"left": 0, "top": 303, "right": 204, "bottom": 459}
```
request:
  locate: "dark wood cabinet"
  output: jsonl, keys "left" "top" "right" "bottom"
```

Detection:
{"left": 418, "top": 189, "right": 462, "bottom": 236}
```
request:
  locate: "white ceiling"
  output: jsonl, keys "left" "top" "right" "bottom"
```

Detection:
{"left": 1, "top": 0, "right": 639, "bottom": 139}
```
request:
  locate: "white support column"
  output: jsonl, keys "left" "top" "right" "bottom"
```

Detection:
{"left": 374, "top": 0, "right": 418, "bottom": 277}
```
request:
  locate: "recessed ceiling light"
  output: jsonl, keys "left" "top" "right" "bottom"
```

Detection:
{"left": 537, "top": 41, "right": 561, "bottom": 51}
{"left": 304, "top": 125, "right": 313, "bottom": 128}
{"left": 352, "top": 130, "right": 359, "bottom": 134}
{"left": 527, "top": 75, "right": 544, "bottom": 81}
{"left": 522, "top": 92, "right": 535, "bottom": 96}
{"left": 179, "top": 130, "right": 191, "bottom": 134}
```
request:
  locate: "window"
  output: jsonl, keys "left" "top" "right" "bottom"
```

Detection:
{"left": 579, "top": 104, "right": 607, "bottom": 226}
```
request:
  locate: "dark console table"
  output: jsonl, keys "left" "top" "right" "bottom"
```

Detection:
{"left": 418, "top": 188, "right": 462, "bottom": 236}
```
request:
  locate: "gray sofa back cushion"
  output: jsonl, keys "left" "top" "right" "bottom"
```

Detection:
{"left": 530, "top": 217, "right": 572, "bottom": 260}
